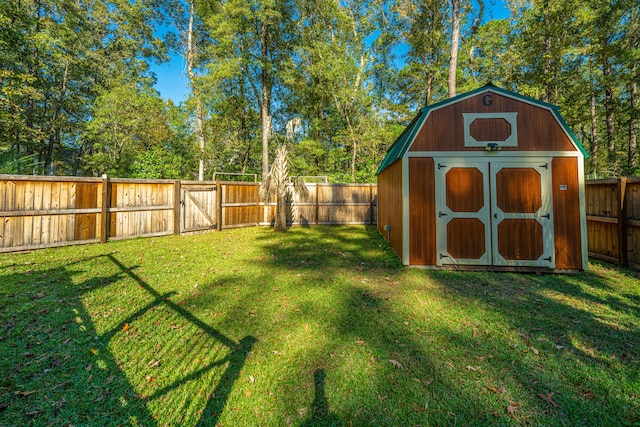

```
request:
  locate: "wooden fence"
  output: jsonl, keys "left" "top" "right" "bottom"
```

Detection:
{"left": 0, "top": 175, "right": 377, "bottom": 253}
{"left": 586, "top": 177, "right": 640, "bottom": 268}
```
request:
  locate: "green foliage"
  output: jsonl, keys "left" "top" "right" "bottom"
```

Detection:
{"left": 1, "top": 0, "right": 638, "bottom": 179}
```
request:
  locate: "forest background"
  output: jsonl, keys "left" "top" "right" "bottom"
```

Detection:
{"left": 1, "top": 0, "right": 638, "bottom": 183}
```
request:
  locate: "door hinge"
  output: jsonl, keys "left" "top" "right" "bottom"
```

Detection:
{"left": 542, "top": 213, "right": 550, "bottom": 219}
{"left": 543, "top": 256, "right": 552, "bottom": 262}
{"left": 539, "top": 163, "right": 549, "bottom": 169}
{"left": 440, "top": 253, "right": 449, "bottom": 259}
{"left": 438, "top": 211, "right": 448, "bottom": 218}
{"left": 438, "top": 163, "right": 446, "bottom": 169}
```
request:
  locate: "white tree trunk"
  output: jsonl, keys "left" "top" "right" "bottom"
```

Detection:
{"left": 187, "top": 0, "right": 206, "bottom": 181}
{"left": 448, "top": 0, "right": 460, "bottom": 99}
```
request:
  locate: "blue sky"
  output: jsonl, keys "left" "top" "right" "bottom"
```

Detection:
{"left": 151, "top": 0, "right": 511, "bottom": 103}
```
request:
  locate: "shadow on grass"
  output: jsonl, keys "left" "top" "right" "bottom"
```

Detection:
{"left": 0, "top": 252, "right": 254, "bottom": 426}
{"left": 253, "top": 226, "right": 639, "bottom": 425}
{"left": 299, "top": 369, "right": 341, "bottom": 427}
{"left": 424, "top": 264, "right": 640, "bottom": 424}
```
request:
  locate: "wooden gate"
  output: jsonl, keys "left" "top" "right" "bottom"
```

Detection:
{"left": 181, "top": 184, "right": 217, "bottom": 233}
{"left": 435, "top": 158, "right": 554, "bottom": 268}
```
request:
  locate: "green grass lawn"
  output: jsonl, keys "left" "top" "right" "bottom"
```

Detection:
{"left": 1, "top": 226, "right": 639, "bottom": 426}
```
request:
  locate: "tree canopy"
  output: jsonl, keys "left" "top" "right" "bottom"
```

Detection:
{"left": 1, "top": 0, "right": 638, "bottom": 180}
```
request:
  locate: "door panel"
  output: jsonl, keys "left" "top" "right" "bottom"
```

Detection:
{"left": 435, "top": 160, "right": 491, "bottom": 266}
{"left": 490, "top": 160, "right": 554, "bottom": 268}
{"left": 434, "top": 157, "right": 555, "bottom": 268}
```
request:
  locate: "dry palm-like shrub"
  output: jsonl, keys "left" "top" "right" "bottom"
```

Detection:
{"left": 260, "top": 144, "right": 308, "bottom": 231}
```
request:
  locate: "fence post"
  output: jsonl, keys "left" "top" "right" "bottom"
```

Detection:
{"left": 369, "top": 184, "right": 374, "bottom": 225}
{"left": 315, "top": 183, "right": 320, "bottom": 225}
{"left": 100, "top": 174, "right": 109, "bottom": 243}
{"left": 174, "top": 180, "right": 181, "bottom": 235}
{"left": 255, "top": 182, "right": 260, "bottom": 225}
{"left": 618, "top": 177, "right": 628, "bottom": 267}
{"left": 216, "top": 181, "right": 222, "bottom": 231}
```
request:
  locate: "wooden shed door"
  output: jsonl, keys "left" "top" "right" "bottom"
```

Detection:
{"left": 435, "top": 161, "right": 492, "bottom": 266}
{"left": 435, "top": 158, "right": 554, "bottom": 268}
{"left": 490, "top": 161, "right": 555, "bottom": 268}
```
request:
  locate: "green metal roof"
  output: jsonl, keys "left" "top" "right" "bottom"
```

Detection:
{"left": 376, "top": 85, "right": 589, "bottom": 175}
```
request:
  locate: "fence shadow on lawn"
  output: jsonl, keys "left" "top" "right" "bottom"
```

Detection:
{"left": 0, "top": 254, "right": 155, "bottom": 424}
{"left": 0, "top": 252, "right": 255, "bottom": 426}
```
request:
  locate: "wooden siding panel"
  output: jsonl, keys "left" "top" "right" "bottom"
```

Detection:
{"left": 552, "top": 157, "right": 583, "bottom": 269}
{"left": 409, "top": 158, "right": 436, "bottom": 265}
{"left": 627, "top": 181, "right": 640, "bottom": 266}
{"left": 377, "top": 160, "right": 403, "bottom": 260}
{"left": 410, "top": 92, "right": 576, "bottom": 153}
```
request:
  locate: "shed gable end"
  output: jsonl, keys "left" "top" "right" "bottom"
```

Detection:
{"left": 409, "top": 91, "right": 577, "bottom": 153}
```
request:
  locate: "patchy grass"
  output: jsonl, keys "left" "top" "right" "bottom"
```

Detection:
{"left": 1, "top": 226, "right": 639, "bottom": 426}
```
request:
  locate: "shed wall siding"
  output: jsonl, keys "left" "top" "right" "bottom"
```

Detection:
{"left": 552, "top": 157, "right": 583, "bottom": 269}
{"left": 409, "top": 92, "right": 576, "bottom": 153}
{"left": 377, "top": 160, "right": 403, "bottom": 260}
{"left": 408, "top": 157, "right": 436, "bottom": 265}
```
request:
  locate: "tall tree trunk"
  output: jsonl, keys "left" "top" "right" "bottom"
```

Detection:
{"left": 187, "top": 0, "right": 206, "bottom": 181}
{"left": 591, "top": 91, "right": 599, "bottom": 176}
{"left": 603, "top": 59, "right": 616, "bottom": 169}
{"left": 448, "top": 0, "right": 460, "bottom": 98}
{"left": 260, "top": 22, "right": 271, "bottom": 182}
{"left": 425, "top": 72, "right": 433, "bottom": 106}
{"left": 345, "top": 115, "right": 357, "bottom": 183}
{"left": 630, "top": 63, "right": 638, "bottom": 171}
{"left": 542, "top": 23, "right": 552, "bottom": 101}
{"left": 46, "top": 62, "right": 68, "bottom": 174}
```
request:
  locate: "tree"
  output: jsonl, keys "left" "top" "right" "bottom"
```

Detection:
{"left": 206, "top": 0, "right": 297, "bottom": 181}
{"left": 260, "top": 143, "right": 308, "bottom": 231}
{"left": 84, "top": 85, "right": 173, "bottom": 177}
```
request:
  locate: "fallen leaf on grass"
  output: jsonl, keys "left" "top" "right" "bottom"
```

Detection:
{"left": 122, "top": 323, "right": 130, "bottom": 332}
{"left": 506, "top": 402, "right": 519, "bottom": 415}
{"left": 249, "top": 375, "right": 255, "bottom": 384}
{"left": 465, "top": 366, "right": 480, "bottom": 371}
{"left": 356, "top": 340, "right": 365, "bottom": 346}
{"left": 413, "top": 403, "right": 428, "bottom": 413}
{"left": 539, "top": 392, "right": 558, "bottom": 407}
{"left": 14, "top": 390, "right": 36, "bottom": 397}
{"left": 148, "top": 360, "right": 160, "bottom": 367}
{"left": 486, "top": 385, "right": 506, "bottom": 394}
{"left": 531, "top": 347, "right": 539, "bottom": 355}
{"left": 389, "top": 359, "right": 403, "bottom": 369}
{"left": 146, "top": 375, "right": 155, "bottom": 383}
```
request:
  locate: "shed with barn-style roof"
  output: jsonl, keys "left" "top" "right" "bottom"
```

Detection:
{"left": 376, "top": 85, "right": 588, "bottom": 272}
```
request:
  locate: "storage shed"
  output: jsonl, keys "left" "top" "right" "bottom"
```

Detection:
{"left": 377, "top": 85, "right": 588, "bottom": 271}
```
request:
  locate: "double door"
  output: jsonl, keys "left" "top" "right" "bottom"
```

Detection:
{"left": 434, "top": 158, "right": 554, "bottom": 268}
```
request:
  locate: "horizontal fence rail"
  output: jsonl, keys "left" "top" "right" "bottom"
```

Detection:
{"left": 585, "top": 177, "right": 640, "bottom": 269}
{"left": 0, "top": 175, "right": 377, "bottom": 253}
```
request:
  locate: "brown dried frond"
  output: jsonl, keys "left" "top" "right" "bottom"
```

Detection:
{"left": 293, "top": 176, "right": 309, "bottom": 201}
